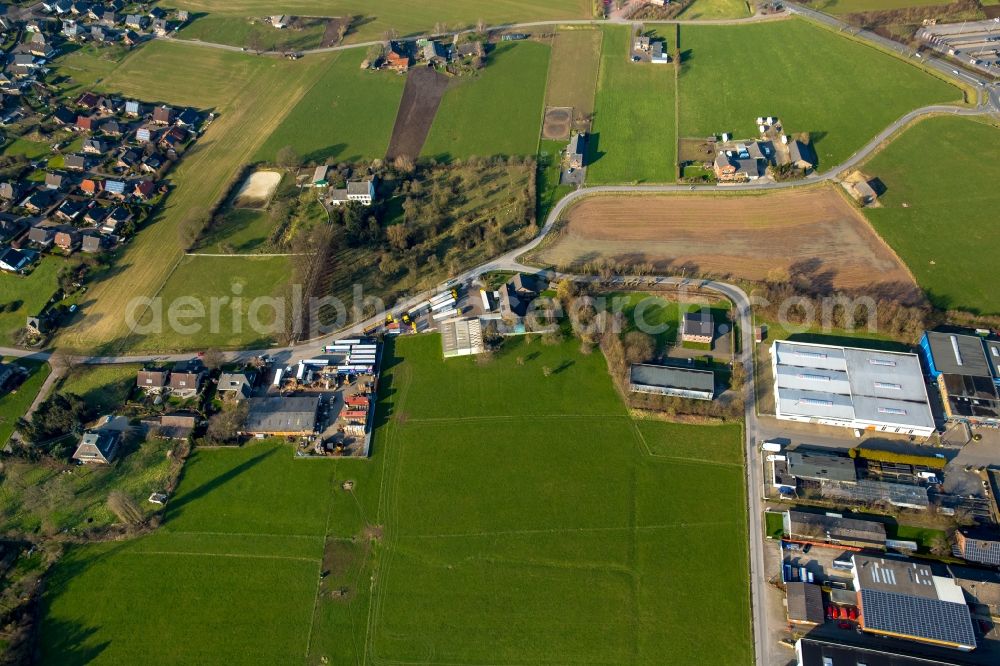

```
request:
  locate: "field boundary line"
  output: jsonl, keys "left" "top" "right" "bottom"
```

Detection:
{"left": 304, "top": 461, "right": 340, "bottom": 660}
{"left": 396, "top": 519, "right": 744, "bottom": 540}
{"left": 403, "top": 413, "right": 625, "bottom": 424}
{"left": 122, "top": 550, "right": 319, "bottom": 563}
{"left": 184, "top": 252, "right": 312, "bottom": 257}
{"left": 164, "top": 529, "right": 325, "bottom": 540}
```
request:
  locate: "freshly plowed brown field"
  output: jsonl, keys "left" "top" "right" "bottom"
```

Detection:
{"left": 538, "top": 188, "right": 918, "bottom": 295}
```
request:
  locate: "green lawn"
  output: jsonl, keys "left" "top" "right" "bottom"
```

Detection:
{"left": 256, "top": 49, "right": 405, "bottom": 164}
{"left": 678, "top": 0, "right": 751, "bottom": 19}
{"left": 123, "top": 255, "right": 293, "bottom": 351}
{"left": 764, "top": 511, "right": 784, "bottom": 539}
{"left": 53, "top": 44, "right": 131, "bottom": 94}
{"left": 886, "top": 523, "right": 947, "bottom": 553}
{"left": 587, "top": 26, "right": 677, "bottom": 184}
{"left": 0, "top": 258, "right": 62, "bottom": 344}
{"left": 0, "top": 360, "right": 50, "bottom": 446}
{"left": 422, "top": 41, "right": 550, "bottom": 160}
{"left": 862, "top": 116, "right": 1000, "bottom": 314}
{"left": 2, "top": 137, "right": 52, "bottom": 159}
{"left": 57, "top": 364, "right": 141, "bottom": 414}
{"left": 179, "top": 15, "right": 329, "bottom": 51}
{"left": 677, "top": 19, "right": 962, "bottom": 170}
{"left": 195, "top": 209, "right": 274, "bottom": 254}
{"left": 40, "top": 333, "right": 752, "bottom": 665}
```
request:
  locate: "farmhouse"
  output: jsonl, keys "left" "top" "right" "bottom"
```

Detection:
{"left": 851, "top": 554, "right": 976, "bottom": 651}
{"left": 328, "top": 179, "right": 375, "bottom": 206}
{"left": 498, "top": 273, "right": 538, "bottom": 319}
{"left": 713, "top": 150, "right": 761, "bottom": 182}
{"left": 628, "top": 364, "right": 715, "bottom": 401}
{"left": 242, "top": 396, "right": 320, "bottom": 437}
{"left": 386, "top": 43, "right": 410, "bottom": 72}
{"left": 72, "top": 429, "right": 121, "bottom": 464}
{"left": 650, "top": 41, "right": 669, "bottom": 64}
{"left": 567, "top": 133, "right": 586, "bottom": 169}
{"left": 919, "top": 330, "right": 1000, "bottom": 424}
{"left": 789, "top": 140, "right": 816, "bottom": 170}
{"left": 771, "top": 340, "right": 935, "bottom": 437}
{"left": 783, "top": 509, "right": 886, "bottom": 550}
{"left": 682, "top": 311, "right": 714, "bottom": 344}
{"left": 634, "top": 34, "right": 651, "bottom": 52}
{"left": 217, "top": 371, "right": 255, "bottom": 400}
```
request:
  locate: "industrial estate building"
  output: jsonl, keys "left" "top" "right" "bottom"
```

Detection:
{"left": 851, "top": 554, "right": 977, "bottom": 652}
{"left": 440, "top": 318, "right": 485, "bottom": 358}
{"left": 771, "top": 340, "right": 935, "bottom": 437}
{"left": 953, "top": 529, "right": 1000, "bottom": 567}
{"left": 628, "top": 363, "right": 715, "bottom": 401}
{"left": 920, "top": 330, "right": 1000, "bottom": 424}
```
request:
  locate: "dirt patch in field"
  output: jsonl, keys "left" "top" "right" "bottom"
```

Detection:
{"left": 536, "top": 188, "right": 919, "bottom": 297}
{"left": 320, "top": 16, "right": 352, "bottom": 48}
{"left": 385, "top": 67, "right": 450, "bottom": 160}
{"left": 232, "top": 170, "right": 281, "bottom": 208}
{"left": 542, "top": 106, "right": 573, "bottom": 140}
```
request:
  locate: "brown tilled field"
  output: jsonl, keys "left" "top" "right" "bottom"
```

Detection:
{"left": 385, "top": 67, "right": 450, "bottom": 160}
{"left": 535, "top": 188, "right": 919, "bottom": 296}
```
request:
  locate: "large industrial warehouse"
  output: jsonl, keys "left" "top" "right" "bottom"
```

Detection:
{"left": 771, "top": 340, "right": 935, "bottom": 437}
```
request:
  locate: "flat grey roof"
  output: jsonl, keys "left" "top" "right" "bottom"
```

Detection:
{"left": 925, "top": 331, "right": 991, "bottom": 377}
{"left": 785, "top": 510, "right": 886, "bottom": 545}
{"left": 629, "top": 364, "right": 714, "bottom": 392}
{"left": 796, "top": 637, "right": 970, "bottom": 666}
{"left": 245, "top": 396, "right": 318, "bottom": 433}
{"left": 786, "top": 450, "right": 857, "bottom": 482}
{"left": 786, "top": 581, "right": 824, "bottom": 623}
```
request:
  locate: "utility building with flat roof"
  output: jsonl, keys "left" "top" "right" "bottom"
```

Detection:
{"left": 785, "top": 449, "right": 857, "bottom": 483}
{"left": 795, "top": 637, "right": 970, "bottom": 666}
{"left": 771, "top": 340, "right": 935, "bottom": 437}
{"left": 629, "top": 364, "right": 715, "bottom": 401}
{"left": 242, "top": 396, "right": 320, "bottom": 437}
{"left": 851, "top": 554, "right": 977, "bottom": 652}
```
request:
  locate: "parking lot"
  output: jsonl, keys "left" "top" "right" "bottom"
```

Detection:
{"left": 919, "top": 19, "right": 1000, "bottom": 74}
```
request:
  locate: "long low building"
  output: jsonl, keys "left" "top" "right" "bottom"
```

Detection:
{"left": 629, "top": 364, "right": 715, "bottom": 401}
{"left": 783, "top": 510, "right": 886, "bottom": 550}
{"left": 242, "top": 396, "right": 320, "bottom": 437}
{"left": 772, "top": 340, "right": 935, "bottom": 437}
{"left": 795, "top": 637, "right": 972, "bottom": 666}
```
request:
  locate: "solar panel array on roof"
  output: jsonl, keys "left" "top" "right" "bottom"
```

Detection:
{"left": 859, "top": 588, "right": 976, "bottom": 650}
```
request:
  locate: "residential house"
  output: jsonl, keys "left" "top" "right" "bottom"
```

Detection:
{"left": 423, "top": 40, "right": 448, "bottom": 64}
{"left": 64, "top": 154, "right": 86, "bottom": 171}
{"left": 124, "top": 99, "right": 140, "bottom": 116}
{"left": 682, "top": 311, "right": 714, "bottom": 344}
{"left": 149, "top": 7, "right": 167, "bottom": 20}
{"left": 103, "top": 179, "right": 125, "bottom": 198}
{"left": 75, "top": 114, "right": 94, "bottom": 131}
{"left": 83, "top": 204, "right": 108, "bottom": 224}
{"left": 217, "top": 371, "right": 256, "bottom": 400}
{"left": 55, "top": 198, "right": 84, "bottom": 221}
{"left": 62, "top": 21, "right": 82, "bottom": 39}
{"left": 44, "top": 172, "right": 64, "bottom": 190}
{"left": 135, "top": 126, "right": 152, "bottom": 142}
{"left": 124, "top": 14, "right": 147, "bottom": 30}
{"left": 0, "top": 219, "right": 26, "bottom": 243}
{"left": 76, "top": 91, "right": 98, "bottom": 108}
{"left": 498, "top": 273, "right": 538, "bottom": 319}
{"left": 0, "top": 182, "right": 19, "bottom": 201}
{"left": 169, "top": 360, "right": 204, "bottom": 398}
{"left": 100, "top": 11, "right": 118, "bottom": 26}
{"left": 567, "top": 133, "right": 585, "bottom": 169}
{"left": 101, "top": 119, "right": 122, "bottom": 136}
{"left": 141, "top": 153, "right": 163, "bottom": 173}
{"left": 634, "top": 34, "right": 651, "bottom": 52}
{"left": 117, "top": 147, "right": 141, "bottom": 169}
{"left": 0, "top": 246, "right": 33, "bottom": 273}
{"left": 176, "top": 108, "right": 199, "bottom": 128}
{"left": 133, "top": 179, "right": 156, "bottom": 200}
{"left": 152, "top": 18, "right": 168, "bottom": 36}
{"left": 72, "top": 429, "right": 121, "bottom": 464}
{"left": 90, "top": 25, "right": 108, "bottom": 41}
{"left": 52, "top": 106, "right": 76, "bottom": 125}
{"left": 81, "top": 233, "right": 102, "bottom": 253}
{"left": 152, "top": 104, "right": 173, "bottom": 124}
{"left": 23, "top": 191, "right": 55, "bottom": 214}
{"left": 121, "top": 30, "right": 139, "bottom": 47}
{"left": 54, "top": 228, "right": 81, "bottom": 252}
{"left": 136, "top": 368, "right": 169, "bottom": 393}
{"left": 385, "top": 43, "right": 410, "bottom": 72}
{"left": 713, "top": 150, "right": 761, "bottom": 182}
{"left": 11, "top": 54, "right": 39, "bottom": 70}
{"left": 27, "top": 225, "right": 55, "bottom": 247}
{"left": 80, "top": 178, "right": 101, "bottom": 195}
{"left": 103, "top": 206, "right": 130, "bottom": 232}
{"left": 82, "top": 137, "right": 107, "bottom": 154}
{"left": 455, "top": 41, "right": 485, "bottom": 59}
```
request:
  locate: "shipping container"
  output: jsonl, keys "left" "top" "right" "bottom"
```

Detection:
{"left": 272, "top": 368, "right": 284, "bottom": 386}
{"left": 301, "top": 359, "right": 329, "bottom": 366}
{"left": 431, "top": 297, "right": 456, "bottom": 311}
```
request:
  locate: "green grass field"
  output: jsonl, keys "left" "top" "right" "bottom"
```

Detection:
{"left": 57, "top": 364, "right": 141, "bottom": 414}
{"left": 124, "top": 255, "right": 293, "bottom": 351}
{"left": 0, "top": 360, "right": 49, "bottom": 446}
{"left": 861, "top": 116, "right": 1000, "bottom": 314}
{"left": 544, "top": 27, "right": 603, "bottom": 117}
{"left": 172, "top": 0, "right": 593, "bottom": 44}
{"left": 179, "top": 15, "right": 329, "bottom": 51}
{"left": 537, "top": 139, "right": 575, "bottom": 221}
{"left": 807, "top": 0, "right": 955, "bottom": 14}
{"left": 678, "top": 0, "right": 752, "bottom": 19}
{"left": 422, "top": 41, "right": 550, "bottom": 160}
{"left": 677, "top": 19, "right": 962, "bottom": 170}
{"left": 195, "top": 209, "right": 273, "bottom": 254}
{"left": 40, "top": 334, "right": 751, "bottom": 665}
{"left": 256, "top": 49, "right": 405, "bottom": 164}
{"left": 0, "top": 258, "right": 61, "bottom": 344}
{"left": 587, "top": 26, "right": 677, "bottom": 184}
